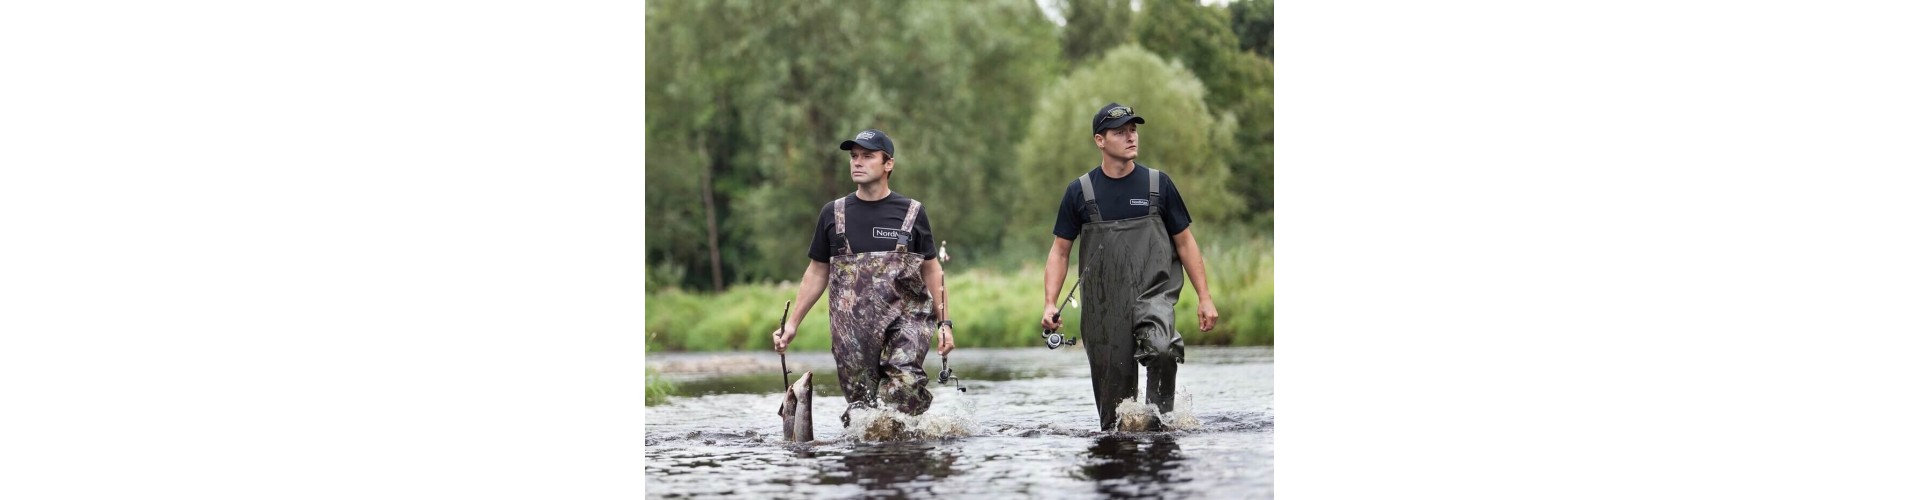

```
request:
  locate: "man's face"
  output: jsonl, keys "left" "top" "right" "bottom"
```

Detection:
{"left": 847, "top": 145, "right": 891, "bottom": 184}
{"left": 1094, "top": 123, "right": 1139, "bottom": 161}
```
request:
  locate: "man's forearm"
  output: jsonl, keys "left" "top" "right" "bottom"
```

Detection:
{"left": 1044, "top": 238, "right": 1071, "bottom": 306}
{"left": 790, "top": 261, "right": 829, "bottom": 326}
{"left": 1174, "top": 231, "right": 1212, "bottom": 302}
{"left": 922, "top": 259, "right": 947, "bottom": 322}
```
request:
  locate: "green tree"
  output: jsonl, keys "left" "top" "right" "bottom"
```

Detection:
{"left": 1012, "top": 45, "right": 1245, "bottom": 254}
{"left": 1231, "top": 0, "right": 1274, "bottom": 58}
{"left": 1136, "top": 0, "right": 1273, "bottom": 213}
{"left": 645, "top": 0, "right": 747, "bottom": 290}
{"left": 1060, "top": 0, "right": 1135, "bottom": 65}
{"left": 647, "top": 0, "right": 1062, "bottom": 289}
{"left": 648, "top": 0, "right": 877, "bottom": 289}
{"left": 875, "top": 1, "right": 1063, "bottom": 260}
{"left": 1137, "top": 0, "right": 1243, "bottom": 110}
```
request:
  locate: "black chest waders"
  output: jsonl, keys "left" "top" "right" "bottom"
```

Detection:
{"left": 825, "top": 196, "right": 936, "bottom": 427}
{"left": 1075, "top": 168, "right": 1186, "bottom": 431}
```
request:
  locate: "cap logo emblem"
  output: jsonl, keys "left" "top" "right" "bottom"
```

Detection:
{"left": 856, "top": 131, "right": 876, "bottom": 140}
{"left": 1108, "top": 106, "right": 1131, "bottom": 118}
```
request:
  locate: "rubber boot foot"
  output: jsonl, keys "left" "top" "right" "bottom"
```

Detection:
{"left": 1145, "top": 362, "right": 1178, "bottom": 415}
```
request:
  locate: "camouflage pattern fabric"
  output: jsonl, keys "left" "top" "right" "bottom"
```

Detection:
{"left": 827, "top": 251, "right": 935, "bottom": 427}
{"left": 825, "top": 194, "right": 935, "bottom": 427}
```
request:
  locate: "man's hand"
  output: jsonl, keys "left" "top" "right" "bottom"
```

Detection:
{"left": 1197, "top": 299, "right": 1219, "bottom": 332}
{"left": 771, "top": 322, "right": 799, "bottom": 352}
{"left": 937, "top": 324, "right": 955, "bottom": 356}
{"left": 1041, "top": 304, "right": 1062, "bottom": 331}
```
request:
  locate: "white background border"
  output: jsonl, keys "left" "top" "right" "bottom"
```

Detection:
{"left": 4, "top": 0, "right": 1916, "bottom": 498}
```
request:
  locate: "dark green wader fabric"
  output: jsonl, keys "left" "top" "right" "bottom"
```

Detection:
{"left": 1076, "top": 168, "right": 1185, "bottom": 431}
{"left": 826, "top": 196, "right": 936, "bottom": 427}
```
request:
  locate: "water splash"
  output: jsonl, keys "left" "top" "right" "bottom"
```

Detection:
{"left": 1162, "top": 391, "right": 1202, "bottom": 430}
{"left": 1113, "top": 391, "right": 1202, "bottom": 432}
{"left": 843, "top": 391, "right": 978, "bottom": 441}
{"left": 1113, "top": 398, "right": 1159, "bottom": 431}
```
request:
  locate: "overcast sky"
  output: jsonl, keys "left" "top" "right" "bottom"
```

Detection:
{"left": 1035, "top": 0, "right": 1235, "bottom": 27}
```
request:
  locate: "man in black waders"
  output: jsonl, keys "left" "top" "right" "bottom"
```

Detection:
{"left": 772, "top": 129, "right": 957, "bottom": 428}
{"left": 1041, "top": 103, "right": 1220, "bottom": 431}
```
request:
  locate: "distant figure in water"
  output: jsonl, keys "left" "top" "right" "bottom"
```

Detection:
{"left": 772, "top": 128, "right": 957, "bottom": 428}
{"left": 1041, "top": 103, "right": 1221, "bottom": 431}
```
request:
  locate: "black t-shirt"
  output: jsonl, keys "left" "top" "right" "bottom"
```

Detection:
{"left": 808, "top": 192, "right": 937, "bottom": 263}
{"left": 1052, "top": 163, "right": 1193, "bottom": 240}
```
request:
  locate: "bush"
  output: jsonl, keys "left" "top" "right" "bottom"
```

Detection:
{"left": 645, "top": 234, "right": 1271, "bottom": 351}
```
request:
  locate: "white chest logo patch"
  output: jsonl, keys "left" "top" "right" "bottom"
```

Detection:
{"left": 872, "top": 228, "right": 907, "bottom": 240}
{"left": 1129, "top": 199, "right": 1149, "bottom": 206}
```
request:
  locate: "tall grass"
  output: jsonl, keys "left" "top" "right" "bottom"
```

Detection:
{"left": 645, "top": 367, "right": 675, "bottom": 406}
{"left": 646, "top": 233, "right": 1271, "bottom": 351}
{"left": 644, "top": 332, "right": 676, "bottom": 405}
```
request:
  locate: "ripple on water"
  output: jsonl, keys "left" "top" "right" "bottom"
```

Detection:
{"left": 647, "top": 347, "right": 1274, "bottom": 498}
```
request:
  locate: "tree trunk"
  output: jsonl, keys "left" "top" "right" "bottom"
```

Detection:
{"left": 701, "top": 152, "right": 725, "bottom": 291}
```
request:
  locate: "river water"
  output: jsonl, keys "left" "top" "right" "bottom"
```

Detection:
{"left": 645, "top": 346, "right": 1274, "bottom": 498}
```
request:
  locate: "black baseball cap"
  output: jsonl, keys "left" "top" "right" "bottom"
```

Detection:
{"left": 1092, "top": 103, "right": 1145, "bottom": 134}
{"left": 839, "top": 129, "right": 895, "bottom": 158}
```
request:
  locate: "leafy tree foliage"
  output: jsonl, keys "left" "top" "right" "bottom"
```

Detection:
{"left": 1231, "top": 0, "right": 1275, "bottom": 58}
{"left": 647, "top": 0, "right": 1060, "bottom": 289}
{"left": 1060, "top": 0, "right": 1134, "bottom": 65}
{"left": 646, "top": 0, "right": 1272, "bottom": 290}
{"left": 1137, "top": 0, "right": 1273, "bottom": 212}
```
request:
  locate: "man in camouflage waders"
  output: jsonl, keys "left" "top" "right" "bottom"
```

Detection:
{"left": 1041, "top": 103, "right": 1221, "bottom": 431}
{"left": 773, "top": 128, "right": 957, "bottom": 427}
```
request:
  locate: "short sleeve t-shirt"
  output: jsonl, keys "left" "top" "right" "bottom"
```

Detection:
{"left": 808, "top": 192, "right": 937, "bottom": 263}
{"left": 1052, "top": 164, "right": 1193, "bottom": 240}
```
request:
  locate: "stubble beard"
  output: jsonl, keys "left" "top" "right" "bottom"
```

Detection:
{"left": 852, "top": 170, "right": 886, "bottom": 190}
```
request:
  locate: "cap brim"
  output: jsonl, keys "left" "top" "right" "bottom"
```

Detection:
{"left": 1095, "top": 116, "right": 1145, "bottom": 133}
{"left": 840, "top": 139, "right": 882, "bottom": 151}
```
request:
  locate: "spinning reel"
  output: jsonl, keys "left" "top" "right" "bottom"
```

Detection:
{"left": 937, "top": 355, "right": 965, "bottom": 392}
{"left": 1041, "top": 329, "right": 1078, "bottom": 349}
{"left": 1041, "top": 277, "right": 1082, "bottom": 350}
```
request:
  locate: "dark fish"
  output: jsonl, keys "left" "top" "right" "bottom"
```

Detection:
{"left": 777, "top": 371, "right": 814, "bottom": 442}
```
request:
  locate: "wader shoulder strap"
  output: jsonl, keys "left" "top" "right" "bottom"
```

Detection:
{"left": 833, "top": 196, "right": 853, "bottom": 256}
{"left": 895, "top": 199, "right": 921, "bottom": 252}
{"left": 834, "top": 196, "right": 846, "bottom": 235}
{"left": 1144, "top": 167, "right": 1162, "bottom": 216}
{"left": 1076, "top": 173, "right": 1103, "bottom": 223}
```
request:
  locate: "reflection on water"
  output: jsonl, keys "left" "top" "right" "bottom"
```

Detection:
{"left": 819, "top": 441, "right": 962, "bottom": 496}
{"left": 1082, "top": 434, "right": 1190, "bottom": 497}
{"left": 646, "top": 346, "right": 1273, "bottom": 498}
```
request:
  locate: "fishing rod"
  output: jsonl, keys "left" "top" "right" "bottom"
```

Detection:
{"left": 1041, "top": 277, "right": 1082, "bottom": 349}
{"left": 776, "top": 300, "right": 793, "bottom": 390}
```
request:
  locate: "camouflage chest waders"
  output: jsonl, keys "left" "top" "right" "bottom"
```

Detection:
{"left": 827, "top": 196, "right": 935, "bottom": 427}
{"left": 1076, "top": 167, "right": 1185, "bottom": 430}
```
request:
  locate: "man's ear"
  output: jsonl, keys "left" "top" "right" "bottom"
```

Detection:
{"left": 1093, "top": 133, "right": 1105, "bottom": 148}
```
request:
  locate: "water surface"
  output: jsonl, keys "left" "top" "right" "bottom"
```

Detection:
{"left": 645, "top": 346, "right": 1273, "bottom": 498}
